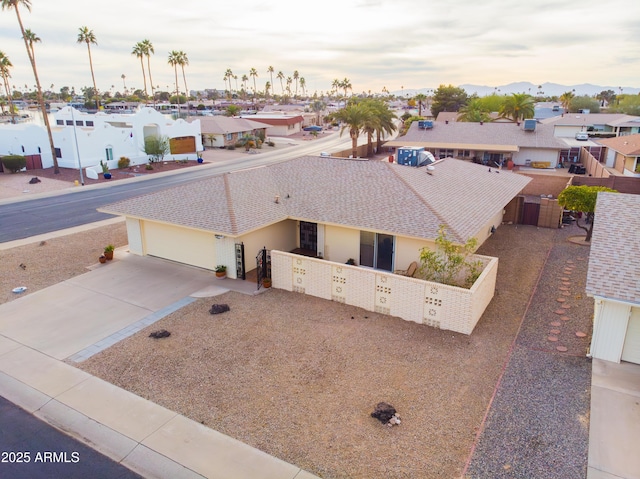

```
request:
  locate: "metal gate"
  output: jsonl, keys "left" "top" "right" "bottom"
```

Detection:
{"left": 235, "top": 243, "right": 245, "bottom": 280}
{"left": 256, "top": 247, "right": 271, "bottom": 290}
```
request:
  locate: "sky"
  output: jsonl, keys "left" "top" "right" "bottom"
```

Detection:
{"left": 0, "top": 0, "right": 639, "bottom": 97}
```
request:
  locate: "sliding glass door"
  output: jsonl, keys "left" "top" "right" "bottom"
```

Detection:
{"left": 360, "top": 232, "right": 394, "bottom": 271}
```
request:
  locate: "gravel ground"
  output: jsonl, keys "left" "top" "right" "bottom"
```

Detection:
{"left": 0, "top": 221, "right": 593, "bottom": 479}
{"left": 464, "top": 225, "right": 593, "bottom": 479}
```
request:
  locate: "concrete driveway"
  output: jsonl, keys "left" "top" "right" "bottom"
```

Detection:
{"left": 0, "top": 252, "right": 216, "bottom": 360}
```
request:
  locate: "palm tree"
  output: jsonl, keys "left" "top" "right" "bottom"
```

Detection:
{"left": 77, "top": 26, "right": 99, "bottom": 109}
{"left": 176, "top": 50, "right": 189, "bottom": 108}
{"left": 265, "top": 81, "right": 271, "bottom": 98}
{"left": 168, "top": 50, "right": 181, "bottom": 110}
{"left": 249, "top": 67, "right": 258, "bottom": 94}
{"left": 414, "top": 93, "right": 427, "bottom": 116}
{"left": 340, "top": 78, "right": 352, "bottom": 99}
{"left": 277, "top": 71, "right": 284, "bottom": 94}
{"left": 458, "top": 99, "right": 492, "bottom": 123}
{"left": 300, "top": 77, "right": 306, "bottom": 98}
{"left": 140, "top": 39, "right": 155, "bottom": 102}
{"left": 329, "top": 101, "right": 372, "bottom": 158}
{"left": 121, "top": 73, "right": 126, "bottom": 93}
{"left": 368, "top": 99, "right": 397, "bottom": 152}
{"left": 241, "top": 74, "right": 248, "bottom": 95}
{"left": 286, "top": 77, "right": 292, "bottom": 97}
{"left": 560, "top": 90, "right": 575, "bottom": 113}
{"left": 267, "top": 66, "right": 274, "bottom": 96}
{"left": 293, "top": 70, "right": 299, "bottom": 98}
{"left": 0, "top": 51, "right": 16, "bottom": 121}
{"left": 131, "top": 42, "right": 148, "bottom": 100}
{"left": 331, "top": 78, "right": 340, "bottom": 98}
{"left": 224, "top": 68, "right": 233, "bottom": 96}
{"left": 499, "top": 93, "right": 534, "bottom": 122}
{"left": 2, "top": 0, "right": 60, "bottom": 173}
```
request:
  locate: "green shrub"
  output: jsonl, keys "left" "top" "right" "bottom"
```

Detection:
{"left": 117, "top": 156, "right": 131, "bottom": 169}
{"left": 1, "top": 155, "right": 27, "bottom": 173}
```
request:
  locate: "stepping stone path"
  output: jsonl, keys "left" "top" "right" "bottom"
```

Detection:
{"left": 561, "top": 277, "right": 570, "bottom": 281}
{"left": 576, "top": 331, "right": 587, "bottom": 338}
{"left": 556, "top": 297, "right": 566, "bottom": 302}
{"left": 561, "top": 304, "right": 571, "bottom": 309}
{"left": 555, "top": 309, "right": 566, "bottom": 315}
{"left": 550, "top": 321, "right": 562, "bottom": 327}
{"left": 548, "top": 336, "right": 559, "bottom": 342}
{"left": 560, "top": 316, "right": 570, "bottom": 321}
{"left": 559, "top": 286, "right": 570, "bottom": 291}
{"left": 556, "top": 346, "right": 568, "bottom": 352}
{"left": 550, "top": 329, "right": 561, "bottom": 334}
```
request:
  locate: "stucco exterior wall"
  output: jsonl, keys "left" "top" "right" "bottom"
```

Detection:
{"left": 513, "top": 147, "right": 559, "bottom": 166}
{"left": 237, "top": 220, "right": 298, "bottom": 266}
{"left": 0, "top": 124, "right": 54, "bottom": 168}
{"left": 126, "top": 218, "right": 144, "bottom": 255}
{"left": 271, "top": 251, "right": 498, "bottom": 335}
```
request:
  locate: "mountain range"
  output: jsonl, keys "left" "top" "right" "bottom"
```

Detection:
{"left": 394, "top": 82, "right": 640, "bottom": 98}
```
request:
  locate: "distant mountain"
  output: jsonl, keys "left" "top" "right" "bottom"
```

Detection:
{"left": 393, "top": 82, "right": 640, "bottom": 97}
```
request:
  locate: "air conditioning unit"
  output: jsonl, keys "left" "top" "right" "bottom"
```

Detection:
{"left": 523, "top": 119, "right": 537, "bottom": 131}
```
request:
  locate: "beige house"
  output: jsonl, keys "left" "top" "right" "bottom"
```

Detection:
{"left": 99, "top": 156, "right": 531, "bottom": 333}
{"left": 192, "top": 116, "right": 268, "bottom": 148}
{"left": 595, "top": 134, "right": 640, "bottom": 176}
{"left": 388, "top": 119, "right": 569, "bottom": 167}
{"left": 586, "top": 192, "right": 640, "bottom": 364}
{"left": 240, "top": 113, "right": 304, "bottom": 136}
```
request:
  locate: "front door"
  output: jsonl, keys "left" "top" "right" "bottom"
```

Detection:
{"left": 300, "top": 222, "right": 317, "bottom": 252}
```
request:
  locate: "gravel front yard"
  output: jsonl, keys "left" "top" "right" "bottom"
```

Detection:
{"left": 0, "top": 221, "right": 593, "bottom": 479}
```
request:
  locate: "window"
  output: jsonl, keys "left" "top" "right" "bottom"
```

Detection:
{"left": 226, "top": 133, "right": 233, "bottom": 141}
{"left": 360, "top": 232, "right": 394, "bottom": 271}
{"left": 105, "top": 147, "right": 113, "bottom": 162}
{"left": 86, "top": 121, "right": 94, "bottom": 127}
{"left": 439, "top": 149, "right": 454, "bottom": 158}
{"left": 56, "top": 120, "right": 64, "bottom": 126}
{"left": 66, "top": 120, "right": 73, "bottom": 126}
{"left": 55, "top": 148, "right": 62, "bottom": 158}
{"left": 75, "top": 120, "right": 83, "bottom": 126}
{"left": 459, "top": 150, "right": 471, "bottom": 157}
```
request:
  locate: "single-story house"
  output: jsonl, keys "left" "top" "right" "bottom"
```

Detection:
{"left": 586, "top": 192, "right": 640, "bottom": 364}
{"left": 192, "top": 116, "right": 269, "bottom": 148}
{"left": 0, "top": 106, "right": 202, "bottom": 173}
{"left": 595, "top": 134, "right": 640, "bottom": 176}
{"left": 240, "top": 113, "right": 304, "bottom": 136}
{"left": 540, "top": 113, "right": 640, "bottom": 139}
{"left": 387, "top": 120, "right": 568, "bottom": 168}
{"left": 99, "top": 156, "right": 531, "bottom": 334}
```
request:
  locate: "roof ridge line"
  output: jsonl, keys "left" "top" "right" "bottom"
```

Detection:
{"left": 385, "top": 162, "right": 465, "bottom": 243}
{"left": 223, "top": 173, "right": 238, "bottom": 235}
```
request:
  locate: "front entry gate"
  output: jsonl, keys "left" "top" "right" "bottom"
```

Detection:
{"left": 256, "top": 247, "right": 271, "bottom": 290}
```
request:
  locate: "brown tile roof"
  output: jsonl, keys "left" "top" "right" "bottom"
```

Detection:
{"left": 586, "top": 192, "right": 640, "bottom": 303}
{"left": 596, "top": 134, "right": 640, "bottom": 156}
{"left": 99, "top": 156, "right": 531, "bottom": 242}
{"left": 388, "top": 120, "right": 566, "bottom": 150}
{"left": 245, "top": 115, "right": 304, "bottom": 126}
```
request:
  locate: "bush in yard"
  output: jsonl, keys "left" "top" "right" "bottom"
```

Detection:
{"left": 118, "top": 156, "right": 131, "bottom": 169}
{"left": 1, "top": 155, "right": 27, "bottom": 173}
{"left": 417, "top": 225, "right": 484, "bottom": 288}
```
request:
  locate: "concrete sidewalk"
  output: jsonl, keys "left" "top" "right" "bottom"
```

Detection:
{"left": 0, "top": 249, "right": 318, "bottom": 479}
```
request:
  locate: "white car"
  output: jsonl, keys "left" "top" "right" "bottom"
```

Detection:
{"left": 575, "top": 132, "right": 589, "bottom": 141}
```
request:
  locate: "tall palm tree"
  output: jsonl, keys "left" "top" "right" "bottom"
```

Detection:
{"left": 77, "top": 26, "right": 99, "bottom": 109}
{"left": 499, "top": 93, "right": 534, "bottom": 122}
{"left": 131, "top": 42, "right": 148, "bottom": 99}
{"left": 331, "top": 78, "right": 340, "bottom": 98}
{"left": 121, "top": 73, "right": 126, "bottom": 92}
{"left": 293, "top": 70, "right": 299, "bottom": 98}
{"left": 368, "top": 99, "right": 397, "bottom": 152}
{"left": 241, "top": 74, "right": 248, "bottom": 93}
{"left": 168, "top": 50, "right": 181, "bottom": 109}
{"left": 340, "top": 78, "right": 352, "bottom": 99}
{"left": 286, "top": 77, "right": 292, "bottom": 97}
{"left": 2, "top": 0, "right": 60, "bottom": 173}
{"left": 277, "top": 71, "right": 284, "bottom": 94}
{"left": 0, "top": 51, "right": 16, "bottom": 121}
{"left": 176, "top": 50, "right": 189, "bottom": 107}
{"left": 329, "top": 101, "right": 372, "bottom": 158}
{"left": 141, "top": 39, "right": 155, "bottom": 102}
{"left": 224, "top": 68, "right": 233, "bottom": 96}
{"left": 249, "top": 67, "right": 258, "bottom": 94}
{"left": 267, "top": 66, "right": 274, "bottom": 96}
{"left": 300, "top": 77, "right": 306, "bottom": 98}
{"left": 264, "top": 81, "right": 271, "bottom": 98}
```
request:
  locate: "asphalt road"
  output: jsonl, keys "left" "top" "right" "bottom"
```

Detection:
{"left": 0, "top": 396, "right": 143, "bottom": 479}
{"left": 0, "top": 132, "right": 355, "bottom": 243}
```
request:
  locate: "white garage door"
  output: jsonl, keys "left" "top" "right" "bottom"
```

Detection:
{"left": 143, "top": 221, "right": 216, "bottom": 271}
{"left": 622, "top": 307, "right": 640, "bottom": 364}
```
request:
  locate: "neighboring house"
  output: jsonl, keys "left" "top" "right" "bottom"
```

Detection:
{"left": 387, "top": 119, "right": 568, "bottom": 167}
{"left": 0, "top": 106, "right": 202, "bottom": 172}
{"left": 595, "top": 134, "right": 640, "bottom": 176}
{"left": 240, "top": 113, "right": 304, "bottom": 136}
{"left": 586, "top": 192, "right": 640, "bottom": 365}
{"left": 99, "top": 156, "right": 530, "bottom": 334}
{"left": 192, "top": 116, "right": 268, "bottom": 148}
{"left": 540, "top": 113, "right": 640, "bottom": 139}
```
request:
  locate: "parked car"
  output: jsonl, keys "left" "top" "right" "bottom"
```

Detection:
{"left": 575, "top": 132, "right": 589, "bottom": 141}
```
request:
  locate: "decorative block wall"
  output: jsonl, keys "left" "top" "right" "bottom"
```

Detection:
{"left": 270, "top": 251, "right": 499, "bottom": 335}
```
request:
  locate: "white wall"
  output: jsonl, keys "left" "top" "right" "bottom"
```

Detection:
{"left": 0, "top": 124, "right": 54, "bottom": 167}
{"left": 513, "top": 148, "right": 559, "bottom": 167}
{"left": 590, "top": 298, "right": 632, "bottom": 363}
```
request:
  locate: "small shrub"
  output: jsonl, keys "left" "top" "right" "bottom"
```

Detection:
{"left": 1, "top": 155, "right": 27, "bottom": 173}
{"left": 145, "top": 164, "right": 153, "bottom": 170}
{"left": 117, "top": 156, "right": 131, "bottom": 169}
{"left": 227, "top": 144, "right": 236, "bottom": 150}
